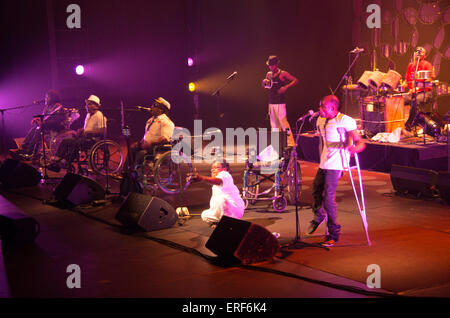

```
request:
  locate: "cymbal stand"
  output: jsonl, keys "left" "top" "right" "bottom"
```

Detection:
{"left": 332, "top": 50, "right": 362, "bottom": 95}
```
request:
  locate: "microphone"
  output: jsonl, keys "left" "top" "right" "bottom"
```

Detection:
{"left": 297, "top": 110, "right": 314, "bottom": 121}
{"left": 137, "top": 106, "right": 152, "bottom": 111}
{"left": 227, "top": 71, "right": 238, "bottom": 80}
{"left": 350, "top": 47, "right": 364, "bottom": 54}
{"left": 33, "top": 100, "right": 44, "bottom": 104}
{"left": 309, "top": 111, "right": 320, "bottom": 121}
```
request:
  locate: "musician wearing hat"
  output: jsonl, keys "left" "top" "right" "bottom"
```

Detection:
{"left": 128, "top": 97, "right": 175, "bottom": 166}
{"left": 49, "top": 95, "right": 107, "bottom": 170}
{"left": 403, "top": 47, "right": 436, "bottom": 131}
{"left": 262, "top": 55, "right": 298, "bottom": 147}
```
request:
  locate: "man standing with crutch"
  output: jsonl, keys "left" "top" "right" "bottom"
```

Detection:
{"left": 307, "top": 95, "right": 366, "bottom": 247}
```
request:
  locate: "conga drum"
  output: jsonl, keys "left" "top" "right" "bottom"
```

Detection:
{"left": 369, "top": 71, "right": 386, "bottom": 90}
{"left": 384, "top": 95, "right": 405, "bottom": 133}
{"left": 357, "top": 71, "right": 373, "bottom": 89}
{"left": 381, "top": 70, "right": 402, "bottom": 91}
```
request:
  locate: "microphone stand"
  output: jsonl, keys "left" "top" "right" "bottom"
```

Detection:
{"left": 102, "top": 108, "right": 111, "bottom": 195}
{"left": 211, "top": 73, "right": 237, "bottom": 122}
{"left": 282, "top": 116, "right": 328, "bottom": 251}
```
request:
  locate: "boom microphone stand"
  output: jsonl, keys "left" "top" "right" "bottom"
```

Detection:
{"left": 211, "top": 71, "right": 238, "bottom": 122}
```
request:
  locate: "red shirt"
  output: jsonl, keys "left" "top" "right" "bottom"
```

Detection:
{"left": 405, "top": 60, "right": 434, "bottom": 91}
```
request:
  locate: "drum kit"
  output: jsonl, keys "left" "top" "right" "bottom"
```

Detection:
{"left": 343, "top": 68, "right": 449, "bottom": 141}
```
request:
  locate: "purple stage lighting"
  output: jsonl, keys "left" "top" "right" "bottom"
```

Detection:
{"left": 75, "top": 65, "right": 85, "bottom": 75}
{"left": 187, "top": 57, "right": 194, "bottom": 67}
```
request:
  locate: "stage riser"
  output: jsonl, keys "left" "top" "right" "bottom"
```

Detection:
{"left": 297, "top": 134, "right": 448, "bottom": 173}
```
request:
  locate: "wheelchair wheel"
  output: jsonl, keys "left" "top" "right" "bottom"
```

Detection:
{"left": 273, "top": 196, "right": 287, "bottom": 212}
{"left": 285, "top": 158, "right": 302, "bottom": 205}
{"left": 242, "top": 172, "right": 260, "bottom": 206}
{"left": 89, "top": 140, "right": 124, "bottom": 176}
{"left": 154, "top": 150, "right": 193, "bottom": 194}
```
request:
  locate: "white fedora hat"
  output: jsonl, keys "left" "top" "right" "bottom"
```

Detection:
{"left": 155, "top": 97, "right": 170, "bottom": 110}
{"left": 86, "top": 95, "right": 101, "bottom": 106}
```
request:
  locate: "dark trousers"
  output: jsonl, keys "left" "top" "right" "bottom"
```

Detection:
{"left": 312, "top": 168, "right": 342, "bottom": 241}
{"left": 404, "top": 91, "right": 433, "bottom": 128}
{"left": 55, "top": 136, "right": 96, "bottom": 163}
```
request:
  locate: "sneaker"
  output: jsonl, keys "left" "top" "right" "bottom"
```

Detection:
{"left": 321, "top": 239, "right": 336, "bottom": 247}
{"left": 307, "top": 219, "right": 324, "bottom": 235}
{"left": 209, "top": 222, "right": 218, "bottom": 229}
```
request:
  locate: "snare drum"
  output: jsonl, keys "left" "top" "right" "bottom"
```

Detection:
{"left": 416, "top": 70, "right": 432, "bottom": 80}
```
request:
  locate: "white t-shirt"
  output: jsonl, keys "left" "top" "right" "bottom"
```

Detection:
{"left": 209, "top": 170, "right": 245, "bottom": 220}
{"left": 84, "top": 111, "right": 107, "bottom": 134}
{"left": 316, "top": 113, "right": 357, "bottom": 171}
{"left": 143, "top": 114, "right": 175, "bottom": 145}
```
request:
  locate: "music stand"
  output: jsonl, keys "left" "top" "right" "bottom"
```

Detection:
{"left": 282, "top": 117, "right": 328, "bottom": 251}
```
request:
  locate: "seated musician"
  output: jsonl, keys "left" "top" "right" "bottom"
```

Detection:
{"left": 402, "top": 47, "right": 436, "bottom": 131}
{"left": 16, "top": 90, "right": 68, "bottom": 159}
{"left": 128, "top": 97, "right": 175, "bottom": 167}
{"left": 49, "top": 95, "right": 106, "bottom": 171}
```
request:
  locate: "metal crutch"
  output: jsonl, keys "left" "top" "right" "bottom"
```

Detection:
{"left": 338, "top": 127, "right": 371, "bottom": 246}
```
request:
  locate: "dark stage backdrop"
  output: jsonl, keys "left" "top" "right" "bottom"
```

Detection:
{"left": 352, "top": 0, "right": 450, "bottom": 116}
{"left": 1, "top": 0, "right": 354, "bottom": 146}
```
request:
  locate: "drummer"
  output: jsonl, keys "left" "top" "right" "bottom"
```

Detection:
{"left": 403, "top": 47, "right": 436, "bottom": 130}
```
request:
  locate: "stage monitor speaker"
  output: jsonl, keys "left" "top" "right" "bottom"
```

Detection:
{"left": 115, "top": 192, "right": 177, "bottom": 232}
{"left": 0, "top": 210, "right": 40, "bottom": 246}
{"left": 437, "top": 172, "right": 450, "bottom": 205}
{"left": 0, "top": 159, "right": 41, "bottom": 188}
{"left": 54, "top": 173, "right": 105, "bottom": 206}
{"left": 205, "top": 216, "right": 280, "bottom": 264}
{"left": 390, "top": 164, "right": 438, "bottom": 198}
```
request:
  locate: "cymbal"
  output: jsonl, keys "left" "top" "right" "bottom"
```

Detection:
{"left": 342, "top": 84, "right": 360, "bottom": 90}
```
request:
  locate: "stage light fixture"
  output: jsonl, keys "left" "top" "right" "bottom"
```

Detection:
{"left": 188, "top": 82, "right": 196, "bottom": 92}
{"left": 75, "top": 65, "right": 85, "bottom": 75}
{"left": 187, "top": 57, "right": 194, "bottom": 67}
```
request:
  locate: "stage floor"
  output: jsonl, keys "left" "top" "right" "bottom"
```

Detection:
{"left": 1, "top": 159, "right": 449, "bottom": 302}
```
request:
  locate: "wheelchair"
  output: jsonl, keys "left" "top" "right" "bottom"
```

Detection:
{"left": 242, "top": 147, "right": 301, "bottom": 212}
{"left": 134, "top": 139, "right": 193, "bottom": 195}
{"left": 63, "top": 136, "right": 125, "bottom": 177}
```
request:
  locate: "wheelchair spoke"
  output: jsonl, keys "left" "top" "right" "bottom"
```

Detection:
{"left": 154, "top": 151, "right": 192, "bottom": 194}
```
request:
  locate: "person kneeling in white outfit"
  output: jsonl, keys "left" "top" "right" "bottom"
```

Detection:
{"left": 189, "top": 160, "right": 245, "bottom": 228}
